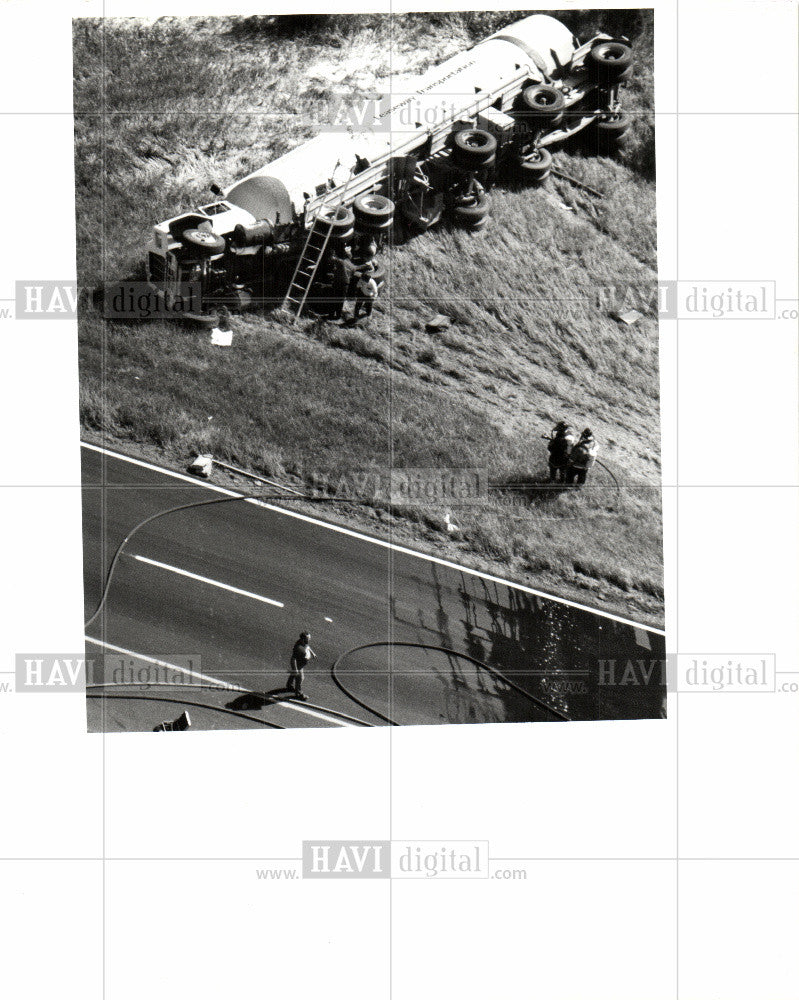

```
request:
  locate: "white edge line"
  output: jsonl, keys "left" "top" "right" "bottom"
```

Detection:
{"left": 84, "top": 637, "right": 351, "bottom": 728}
{"left": 81, "top": 441, "right": 666, "bottom": 636}
{"left": 132, "top": 554, "right": 284, "bottom": 608}
{"left": 85, "top": 636, "right": 242, "bottom": 691}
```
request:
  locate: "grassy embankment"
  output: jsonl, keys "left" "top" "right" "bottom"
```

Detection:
{"left": 74, "top": 11, "right": 663, "bottom": 624}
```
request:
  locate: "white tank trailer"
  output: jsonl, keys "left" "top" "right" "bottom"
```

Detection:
{"left": 144, "top": 14, "right": 634, "bottom": 321}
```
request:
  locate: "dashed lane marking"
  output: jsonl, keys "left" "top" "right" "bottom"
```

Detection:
{"left": 132, "top": 553, "right": 284, "bottom": 608}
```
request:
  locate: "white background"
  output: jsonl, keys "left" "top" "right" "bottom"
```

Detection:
{"left": 0, "top": 1, "right": 797, "bottom": 998}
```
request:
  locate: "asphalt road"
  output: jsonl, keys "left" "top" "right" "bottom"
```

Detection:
{"left": 82, "top": 443, "right": 666, "bottom": 732}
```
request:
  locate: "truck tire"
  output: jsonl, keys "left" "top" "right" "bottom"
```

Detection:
{"left": 517, "top": 146, "right": 552, "bottom": 182}
{"left": 181, "top": 229, "right": 226, "bottom": 255}
{"left": 355, "top": 215, "right": 393, "bottom": 233}
{"left": 597, "top": 110, "right": 630, "bottom": 136}
{"left": 594, "top": 111, "right": 631, "bottom": 153}
{"left": 516, "top": 84, "right": 565, "bottom": 126}
{"left": 328, "top": 213, "right": 355, "bottom": 241}
{"left": 232, "top": 220, "right": 274, "bottom": 248}
{"left": 450, "top": 129, "right": 497, "bottom": 169}
{"left": 453, "top": 190, "right": 491, "bottom": 226}
{"left": 587, "top": 41, "right": 633, "bottom": 84}
{"left": 320, "top": 205, "right": 356, "bottom": 231}
{"left": 353, "top": 193, "right": 394, "bottom": 225}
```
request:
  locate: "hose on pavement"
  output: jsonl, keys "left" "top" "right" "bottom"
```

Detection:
{"left": 85, "top": 488, "right": 309, "bottom": 630}
{"left": 330, "top": 641, "right": 570, "bottom": 724}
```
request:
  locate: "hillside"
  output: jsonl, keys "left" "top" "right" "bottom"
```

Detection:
{"left": 73, "top": 11, "right": 663, "bottom": 625}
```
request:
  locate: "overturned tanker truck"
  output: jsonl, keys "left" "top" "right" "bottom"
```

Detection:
{"left": 144, "top": 14, "right": 633, "bottom": 322}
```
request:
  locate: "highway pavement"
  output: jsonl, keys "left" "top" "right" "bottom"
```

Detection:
{"left": 82, "top": 443, "right": 666, "bottom": 732}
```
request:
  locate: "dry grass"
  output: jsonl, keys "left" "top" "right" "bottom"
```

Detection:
{"left": 74, "top": 11, "right": 663, "bottom": 623}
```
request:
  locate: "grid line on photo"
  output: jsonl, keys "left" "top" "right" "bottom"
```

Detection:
{"left": 3, "top": 854, "right": 797, "bottom": 863}
{"left": 388, "top": 11, "right": 395, "bottom": 998}
{"left": 10, "top": 110, "right": 799, "bottom": 116}
{"left": 675, "top": 3, "right": 681, "bottom": 995}
{"left": 100, "top": 8, "right": 108, "bottom": 1000}
{"left": 15, "top": 482, "right": 799, "bottom": 488}
{"left": 11, "top": 479, "right": 799, "bottom": 488}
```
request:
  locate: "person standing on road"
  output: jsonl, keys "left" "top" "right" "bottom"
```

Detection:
{"left": 566, "top": 428, "right": 599, "bottom": 486}
{"left": 287, "top": 631, "right": 316, "bottom": 701}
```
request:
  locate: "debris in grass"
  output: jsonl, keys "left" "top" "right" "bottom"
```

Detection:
{"left": 550, "top": 166, "right": 605, "bottom": 199}
{"left": 612, "top": 309, "right": 644, "bottom": 325}
{"left": 210, "top": 327, "right": 233, "bottom": 346}
{"left": 425, "top": 313, "right": 451, "bottom": 332}
{"left": 444, "top": 509, "right": 460, "bottom": 535}
{"left": 188, "top": 454, "right": 214, "bottom": 478}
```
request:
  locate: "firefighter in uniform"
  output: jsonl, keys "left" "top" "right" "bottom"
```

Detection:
{"left": 566, "top": 428, "right": 599, "bottom": 486}
{"left": 547, "top": 421, "right": 575, "bottom": 482}
{"left": 287, "top": 631, "right": 316, "bottom": 701}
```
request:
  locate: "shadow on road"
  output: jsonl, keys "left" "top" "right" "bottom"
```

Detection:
{"left": 226, "top": 687, "right": 294, "bottom": 712}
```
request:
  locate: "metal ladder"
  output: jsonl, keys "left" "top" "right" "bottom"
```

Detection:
{"left": 282, "top": 168, "right": 355, "bottom": 317}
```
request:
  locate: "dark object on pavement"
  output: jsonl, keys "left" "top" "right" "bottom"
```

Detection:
{"left": 154, "top": 710, "right": 191, "bottom": 732}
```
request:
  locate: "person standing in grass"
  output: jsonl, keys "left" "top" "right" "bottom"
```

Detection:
{"left": 353, "top": 271, "right": 379, "bottom": 320}
{"left": 217, "top": 304, "right": 232, "bottom": 332}
{"left": 547, "top": 421, "right": 575, "bottom": 482}
{"left": 331, "top": 250, "right": 352, "bottom": 321}
{"left": 566, "top": 428, "right": 599, "bottom": 486}
{"left": 287, "top": 631, "right": 316, "bottom": 701}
